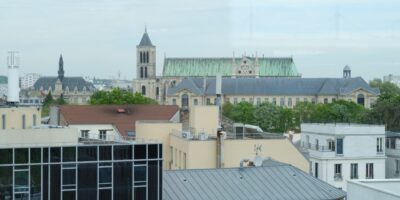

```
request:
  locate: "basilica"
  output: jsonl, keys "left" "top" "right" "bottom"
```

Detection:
{"left": 132, "top": 29, "right": 379, "bottom": 109}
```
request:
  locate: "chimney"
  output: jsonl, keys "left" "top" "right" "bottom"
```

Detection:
{"left": 7, "top": 51, "right": 20, "bottom": 105}
{"left": 216, "top": 130, "right": 225, "bottom": 168}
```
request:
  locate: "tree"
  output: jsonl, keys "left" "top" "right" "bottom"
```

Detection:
{"left": 222, "top": 102, "right": 234, "bottom": 118}
{"left": 229, "top": 101, "right": 255, "bottom": 124}
{"left": 253, "top": 102, "right": 280, "bottom": 132}
{"left": 89, "top": 88, "right": 157, "bottom": 105}
{"left": 43, "top": 91, "right": 54, "bottom": 105}
{"left": 56, "top": 93, "right": 67, "bottom": 105}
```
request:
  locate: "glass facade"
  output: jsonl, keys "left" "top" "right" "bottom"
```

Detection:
{"left": 0, "top": 143, "right": 162, "bottom": 200}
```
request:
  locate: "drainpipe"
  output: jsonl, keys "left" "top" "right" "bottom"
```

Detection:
{"left": 217, "top": 130, "right": 225, "bottom": 168}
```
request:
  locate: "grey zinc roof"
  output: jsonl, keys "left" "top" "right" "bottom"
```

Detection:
{"left": 33, "top": 77, "right": 96, "bottom": 91}
{"left": 163, "top": 160, "right": 346, "bottom": 200}
{"left": 138, "top": 31, "right": 153, "bottom": 46}
{"left": 167, "top": 77, "right": 380, "bottom": 96}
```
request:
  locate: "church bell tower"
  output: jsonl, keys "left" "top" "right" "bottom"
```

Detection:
{"left": 137, "top": 27, "right": 156, "bottom": 79}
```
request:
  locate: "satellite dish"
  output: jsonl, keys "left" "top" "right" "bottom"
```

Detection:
{"left": 254, "top": 155, "right": 263, "bottom": 167}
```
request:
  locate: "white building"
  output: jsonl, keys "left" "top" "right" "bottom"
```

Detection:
{"left": 386, "top": 132, "right": 400, "bottom": 178}
{"left": 347, "top": 179, "right": 400, "bottom": 200}
{"left": 20, "top": 73, "right": 40, "bottom": 89}
{"left": 383, "top": 74, "right": 400, "bottom": 87}
{"left": 301, "top": 123, "right": 386, "bottom": 190}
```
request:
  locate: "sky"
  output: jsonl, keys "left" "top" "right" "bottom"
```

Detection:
{"left": 1, "top": 0, "right": 400, "bottom": 81}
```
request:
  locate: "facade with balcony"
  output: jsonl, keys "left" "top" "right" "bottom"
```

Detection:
{"left": 386, "top": 131, "right": 400, "bottom": 178}
{"left": 301, "top": 123, "right": 386, "bottom": 190}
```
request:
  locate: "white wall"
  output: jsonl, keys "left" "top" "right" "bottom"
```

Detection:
{"left": 69, "top": 124, "right": 120, "bottom": 141}
{"left": 347, "top": 180, "right": 400, "bottom": 200}
{"left": 0, "top": 128, "right": 79, "bottom": 146}
{"left": 311, "top": 158, "right": 386, "bottom": 190}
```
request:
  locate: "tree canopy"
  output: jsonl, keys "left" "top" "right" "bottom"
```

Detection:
{"left": 89, "top": 88, "right": 157, "bottom": 105}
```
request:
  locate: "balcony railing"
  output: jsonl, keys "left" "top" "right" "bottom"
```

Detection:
{"left": 301, "top": 142, "right": 335, "bottom": 152}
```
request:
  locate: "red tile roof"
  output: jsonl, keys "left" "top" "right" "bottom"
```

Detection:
{"left": 58, "top": 105, "right": 179, "bottom": 137}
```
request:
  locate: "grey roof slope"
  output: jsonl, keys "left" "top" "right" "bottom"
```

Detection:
{"left": 167, "top": 77, "right": 380, "bottom": 96}
{"left": 164, "top": 160, "right": 346, "bottom": 200}
{"left": 33, "top": 77, "right": 96, "bottom": 91}
{"left": 138, "top": 31, "right": 153, "bottom": 46}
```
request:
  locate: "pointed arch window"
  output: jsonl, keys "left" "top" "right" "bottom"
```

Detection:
{"left": 140, "top": 67, "right": 144, "bottom": 78}
{"left": 144, "top": 67, "right": 148, "bottom": 78}
{"left": 140, "top": 52, "right": 142, "bottom": 63}
{"left": 141, "top": 85, "right": 146, "bottom": 95}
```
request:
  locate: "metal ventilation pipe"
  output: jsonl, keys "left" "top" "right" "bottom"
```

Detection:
{"left": 216, "top": 130, "right": 225, "bottom": 168}
{"left": 240, "top": 159, "right": 250, "bottom": 168}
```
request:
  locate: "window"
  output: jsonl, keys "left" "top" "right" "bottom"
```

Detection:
{"left": 234, "top": 98, "right": 238, "bottom": 104}
{"left": 256, "top": 98, "right": 261, "bottom": 105}
{"left": 324, "top": 98, "right": 328, "bottom": 104}
{"left": 141, "top": 85, "right": 146, "bottom": 95}
{"left": 396, "top": 160, "right": 399, "bottom": 174}
{"left": 288, "top": 98, "right": 292, "bottom": 107}
{"left": 22, "top": 114, "right": 26, "bottom": 129}
{"left": 336, "top": 138, "right": 343, "bottom": 155}
{"left": 315, "top": 162, "right": 319, "bottom": 178}
{"left": 315, "top": 139, "right": 319, "bottom": 150}
{"left": 311, "top": 97, "right": 316, "bottom": 104}
{"left": 272, "top": 98, "right": 277, "bottom": 105}
{"left": 193, "top": 99, "right": 198, "bottom": 105}
{"left": 306, "top": 135, "right": 310, "bottom": 148}
{"left": 377, "top": 137, "right": 383, "bottom": 153}
{"left": 350, "top": 163, "right": 358, "bottom": 179}
{"left": 334, "top": 164, "right": 342, "bottom": 180}
{"left": 144, "top": 67, "right": 148, "bottom": 78}
{"left": 172, "top": 98, "right": 176, "bottom": 105}
{"left": 156, "top": 87, "right": 159, "bottom": 97}
{"left": 2, "top": 114, "right": 5, "bottom": 129}
{"left": 81, "top": 130, "right": 89, "bottom": 138}
{"left": 99, "top": 130, "right": 107, "bottom": 140}
{"left": 295, "top": 97, "right": 300, "bottom": 105}
{"left": 206, "top": 98, "right": 210, "bottom": 105}
{"left": 328, "top": 140, "right": 336, "bottom": 151}
{"left": 140, "top": 67, "right": 144, "bottom": 78}
{"left": 280, "top": 97, "right": 285, "bottom": 106}
{"left": 391, "top": 138, "right": 396, "bottom": 149}
{"left": 249, "top": 98, "right": 254, "bottom": 104}
{"left": 366, "top": 163, "right": 374, "bottom": 179}
{"left": 386, "top": 138, "right": 390, "bottom": 148}
{"left": 357, "top": 94, "right": 365, "bottom": 106}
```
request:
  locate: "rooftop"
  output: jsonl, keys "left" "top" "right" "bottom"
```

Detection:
{"left": 164, "top": 159, "right": 346, "bottom": 200}
{"left": 348, "top": 179, "right": 400, "bottom": 198}
{"left": 163, "top": 57, "right": 300, "bottom": 77}
{"left": 301, "top": 123, "right": 386, "bottom": 135}
{"left": 167, "top": 77, "right": 380, "bottom": 96}
{"left": 58, "top": 105, "right": 179, "bottom": 137}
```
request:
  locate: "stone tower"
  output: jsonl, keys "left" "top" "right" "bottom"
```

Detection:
{"left": 137, "top": 27, "right": 156, "bottom": 79}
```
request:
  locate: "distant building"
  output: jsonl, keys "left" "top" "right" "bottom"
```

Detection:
{"left": 163, "top": 159, "right": 346, "bottom": 200}
{"left": 136, "top": 106, "right": 309, "bottom": 172}
{"left": 132, "top": 28, "right": 301, "bottom": 103}
{"left": 301, "top": 123, "right": 386, "bottom": 190}
{"left": 32, "top": 55, "right": 96, "bottom": 104}
{"left": 347, "top": 179, "right": 400, "bottom": 200}
{"left": 386, "top": 131, "right": 400, "bottom": 178}
{"left": 0, "top": 125, "right": 163, "bottom": 200}
{"left": 49, "top": 104, "right": 180, "bottom": 141}
{"left": 383, "top": 74, "right": 400, "bottom": 87}
{"left": 167, "top": 75, "right": 380, "bottom": 109}
{"left": 20, "top": 73, "right": 40, "bottom": 89}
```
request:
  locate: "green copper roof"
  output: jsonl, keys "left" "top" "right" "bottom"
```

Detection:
{"left": 162, "top": 57, "right": 300, "bottom": 77}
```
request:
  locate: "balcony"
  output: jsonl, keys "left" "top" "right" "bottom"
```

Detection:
{"left": 301, "top": 142, "right": 336, "bottom": 158}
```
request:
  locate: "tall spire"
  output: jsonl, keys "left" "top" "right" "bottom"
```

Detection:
{"left": 58, "top": 54, "right": 64, "bottom": 81}
{"left": 138, "top": 26, "right": 153, "bottom": 46}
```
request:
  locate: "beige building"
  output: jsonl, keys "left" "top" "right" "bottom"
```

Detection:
{"left": 136, "top": 105, "right": 309, "bottom": 172}
{"left": 0, "top": 106, "right": 41, "bottom": 129}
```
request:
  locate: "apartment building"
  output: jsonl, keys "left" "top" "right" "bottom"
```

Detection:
{"left": 301, "top": 123, "right": 386, "bottom": 190}
{"left": 386, "top": 131, "right": 400, "bottom": 178}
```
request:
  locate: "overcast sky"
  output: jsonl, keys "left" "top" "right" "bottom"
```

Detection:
{"left": 1, "top": 0, "right": 400, "bottom": 81}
